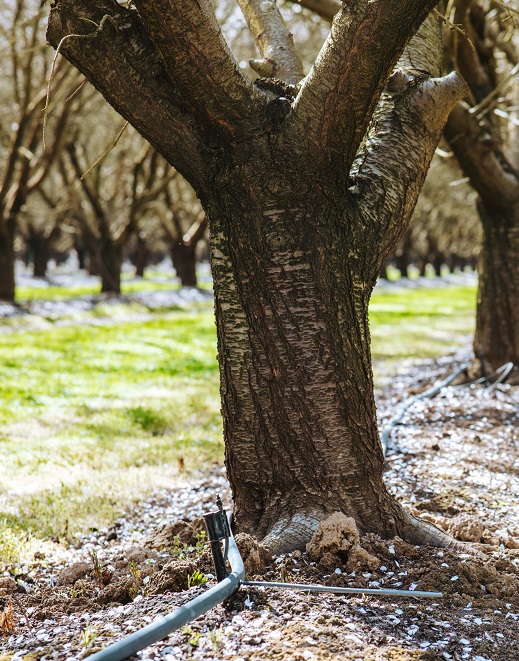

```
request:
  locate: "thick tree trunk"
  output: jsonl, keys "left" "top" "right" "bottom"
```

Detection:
{"left": 170, "top": 244, "right": 197, "bottom": 288}
{"left": 474, "top": 202, "right": 519, "bottom": 379}
{"left": 0, "top": 223, "right": 16, "bottom": 302}
{"left": 206, "top": 175, "right": 445, "bottom": 552}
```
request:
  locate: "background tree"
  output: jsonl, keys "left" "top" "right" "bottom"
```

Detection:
{"left": 0, "top": 0, "right": 82, "bottom": 301}
{"left": 47, "top": 0, "right": 466, "bottom": 552}
{"left": 63, "top": 134, "right": 175, "bottom": 293}
{"left": 155, "top": 173, "right": 208, "bottom": 288}
{"left": 442, "top": 0, "right": 519, "bottom": 380}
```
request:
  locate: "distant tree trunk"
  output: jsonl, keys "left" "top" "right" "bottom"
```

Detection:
{"left": 76, "top": 245, "right": 86, "bottom": 270}
{"left": 99, "top": 240, "right": 122, "bottom": 294}
{"left": 0, "top": 221, "right": 16, "bottom": 302}
{"left": 30, "top": 236, "right": 51, "bottom": 278}
{"left": 134, "top": 233, "right": 148, "bottom": 277}
{"left": 170, "top": 243, "right": 197, "bottom": 288}
{"left": 474, "top": 202, "right": 519, "bottom": 373}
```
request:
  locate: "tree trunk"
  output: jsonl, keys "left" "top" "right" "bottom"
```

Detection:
{"left": 171, "top": 243, "right": 197, "bottom": 288}
{"left": 474, "top": 202, "right": 519, "bottom": 378}
{"left": 134, "top": 234, "right": 148, "bottom": 278}
{"left": 0, "top": 223, "right": 16, "bottom": 302}
{"left": 31, "top": 237, "right": 51, "bottom": 278}
{"left": 99, "top": 240, "right": 122, "bottom": 294}
{"left": 206, "top": 176, "right": 445, "bottom": 553}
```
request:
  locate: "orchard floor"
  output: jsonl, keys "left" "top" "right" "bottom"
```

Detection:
{"left": 1, "top": 350, "right": 518, "bottom": 661}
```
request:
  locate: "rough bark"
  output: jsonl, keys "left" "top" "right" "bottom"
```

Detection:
{"left": 47, "top": 1, "right": 467, "bottom": 552}
{"left": 474, "top": 203, "right": 519, "bottom": 376}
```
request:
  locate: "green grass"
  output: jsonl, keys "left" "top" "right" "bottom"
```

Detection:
{"left": 370, "top": 286, "right": 476, "bottom": 359}
{"left": 0, "top": 284, "right": 476, "bottom": 565}
{"left": 16, "top": 278, "right": 180, "bottom": 302}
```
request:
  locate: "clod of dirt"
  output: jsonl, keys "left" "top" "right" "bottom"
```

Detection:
{"left": 125, "top": 546, "right": 161, "bottom": 564}
{"left": 345, "top": 544, "right": 380, "bottom": 571}
{"left": 148, "top": 559, "right": 197, "bottom": 594}
{"left": 56, "top": 562, "right": 93, "bottom": 586}
{"left": 306, "top": 512, "right": 359, "bottom": 561}
{"left": 446, "top": 514, "right": 484, "bottom": 542}
{"left": 146, "top": 518, "right": 203, "bottom": 549}
{"left": 0, "top": 578, "right": 17, "bottom": 596}
{"left": 235, "top": 533, "right": 271, "bottom": 576}
{"left": 98, "top": 577, "right": 135, "bottom": 605}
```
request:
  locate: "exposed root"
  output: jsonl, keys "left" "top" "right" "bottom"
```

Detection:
{"left": 399, "top": 509, "right": 480, "bottom": 554}
{"left": 259, "top": 509, "right": 326, "bottom": 554}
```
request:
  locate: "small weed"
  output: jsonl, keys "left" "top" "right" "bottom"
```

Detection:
{"left": 91, "top": 550, "right": 103, "bottom": 588}
{"left": 208, "top": 625, "right": 223, "bottom": 650}
{"left": 0, "top": 602, "right": 14, "bottom": 636}
{"left": 170, "top": 535, "right": 188, "bottom": 560}
{"left": 128, "top": 561, "right": 142, "bottom": 598}
{"left": 80, "top": 626, "right": 98, "bottom": 648}
{"left": 194, "top": 530, "right": 207, "bottom": 557}
{"left": 182, "top": 625, "right": 201, "bottom": 647}
{"left": 187, "top": 569, "right": 207, "bottom": 588}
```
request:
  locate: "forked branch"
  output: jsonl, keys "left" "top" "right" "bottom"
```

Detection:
{"left": 133, "top": 0, "right": 263, "bottom": 131}
{"left": 292, "top": 0, "right": 440, "bottom": 172}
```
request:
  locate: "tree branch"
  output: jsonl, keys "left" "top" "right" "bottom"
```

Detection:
{"left": 292, "top": 0, "right": 440, "bottom": 172}
{"left": 47, "top": 0, "right": 208, "bottom": 188}
{"left": 444, "top": 102, "right": 519, "bottom": 207}
{"left": 133, "top": 0, "right": 263, "bottom": 131}
{"left": 237, "top": 0, "right": 304, "bottom": 84}
{"left": 349, "top": 15, "right": 468, "bottom": 278}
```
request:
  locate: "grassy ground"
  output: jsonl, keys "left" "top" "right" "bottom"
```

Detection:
{"left": 0, "top": 284, "right": 476, "bottom": 565}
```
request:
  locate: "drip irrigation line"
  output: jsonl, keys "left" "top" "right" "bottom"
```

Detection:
{"left": 380, "top": 362, "right": 469, "bottom": 456}
{"left": 242, "top": 580, "right": 442, "bottom": 599}
{"left": 485, "top": 362, "right": 514, "bottom": 393}
{"left": 86, "top": 524, "right": 243, "bottom": 661}
{"left": 380, "top": 360, "right": 516, "bottom": 456}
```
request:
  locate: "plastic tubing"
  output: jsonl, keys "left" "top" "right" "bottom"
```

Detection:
{"left": 86, "top": 535, "right": 244, "bottom": 661}
{"left": 380, "top": 362, "right": 469, "bottom": 456}
{"left": 242, "top": 580, "right": 442, "bottom": 599}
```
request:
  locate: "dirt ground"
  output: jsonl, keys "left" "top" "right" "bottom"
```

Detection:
{"left": 1, "top": 348, "right": 518, "bottom": 661}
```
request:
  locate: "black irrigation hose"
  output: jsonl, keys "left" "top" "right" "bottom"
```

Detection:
{"left": 85, "top": 537, "right": 244, "bottom": 661}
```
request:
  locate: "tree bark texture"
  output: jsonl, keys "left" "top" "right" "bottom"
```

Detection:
{"left": 474, "top": 203, "right": 519, "bottom": 375}
{"left": 48, "top": 0, "right": 467, "bottom": 552}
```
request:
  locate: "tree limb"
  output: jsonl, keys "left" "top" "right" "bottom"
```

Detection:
{"left": 237, "top": 0, "right": 304, "bottom": 84}
{"left": 444, "top": 102, "right": 519, "bottom": 207}
{"left": 133, "top": 0, "right": 263, "bottom": 131}
{"left": 292, "top": 0, "right": 440, "bottom": 173}
{"left": 47, "top": 0, "right": 208, "bottom": 188}
{"left": 349, "top": 15, "right": 468, "bottom": 278}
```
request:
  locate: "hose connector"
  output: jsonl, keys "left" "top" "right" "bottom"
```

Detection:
{"left": 204, "top": 494, "right": 231, "bottom": 582}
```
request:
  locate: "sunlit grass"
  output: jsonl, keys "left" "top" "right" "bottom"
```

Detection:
{"left": 0, "top": 284, "right": 476, "bottom": 565}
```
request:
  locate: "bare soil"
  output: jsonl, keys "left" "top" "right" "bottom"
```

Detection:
{"left": 1, "top": 349, "right": 518, "bottom": 661}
